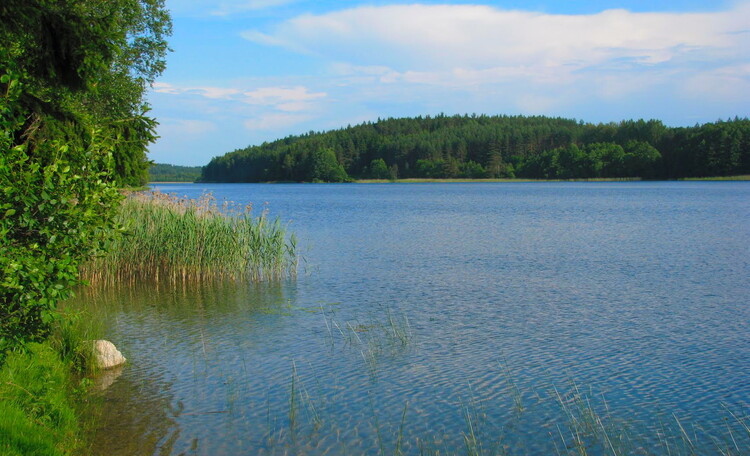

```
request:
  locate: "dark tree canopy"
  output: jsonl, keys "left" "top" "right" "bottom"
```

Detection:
{"left": 201, "top": 115, "right": 750, "bottom": 182}
{"left": 1, "top": 0, "right": 171, "bottom": 355}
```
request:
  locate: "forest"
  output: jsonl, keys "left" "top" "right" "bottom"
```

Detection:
{"left": 149, "top": 163, "right": 202, "bottom": 182}
{"left": 200, "top": 115, "right": 750, "bottom": 182}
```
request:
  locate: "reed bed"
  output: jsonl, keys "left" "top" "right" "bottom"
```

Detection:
{"left": 81, "top": 191, "right": 297, "bottom": 283}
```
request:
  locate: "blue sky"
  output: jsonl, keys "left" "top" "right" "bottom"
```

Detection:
{"left": 149, "top": 0, "right": 750, "bottom": 165}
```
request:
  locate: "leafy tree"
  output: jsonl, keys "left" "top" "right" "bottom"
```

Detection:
{"left": 368, "top": 158, "right": 390, "bottom": 179}
{"left": 0, "top": 0, "right": 171, "bottom": 356}
{"left": 309, "top": 148, "right": 349, "bottom": 182}
{"left": 624, "top": 141, "right": 662, "bottom": 178}
{"left": 461, "top": 160, "right": 486, "bottom": 178}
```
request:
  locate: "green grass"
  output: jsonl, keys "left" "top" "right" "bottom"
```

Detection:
{"left": 0, "top": 344, "right": 77, "bottom": 456}
{"left": 681, "top": 174, "right": 750, "bottom": 181}
{"left": 81, "top": 191, "right": 298, "bottom": 284}
{"left": 0, "top": 312, "right": 101, "bottom": 456}
{"left": 357, "top": 176, "right": 750, "bottom": 183}
{"left": 354, "top": 177, "right": 643, "bottom": 183}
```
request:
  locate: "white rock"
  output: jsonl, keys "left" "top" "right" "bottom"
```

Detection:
{"left": 92, "top": 340, "right": 127, "bottom": 369}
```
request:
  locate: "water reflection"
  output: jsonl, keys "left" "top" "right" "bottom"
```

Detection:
{"left": 86, "top": 363, "right": 179, "bottom": 456}
{"left": 92, "top": 364, "right": 124, "bottom": 392}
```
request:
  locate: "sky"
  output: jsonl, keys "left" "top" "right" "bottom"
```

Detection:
{"left": 149, "top": 0, "right": 750, "bottom": 166}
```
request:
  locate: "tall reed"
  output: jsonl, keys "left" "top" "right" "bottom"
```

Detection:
{"left": 81, "top": 191, "right": 298, "bottom": 283}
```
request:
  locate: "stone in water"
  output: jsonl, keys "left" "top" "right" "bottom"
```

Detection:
{"left": 93, "top": 340, "right": 127, "bottom": 369}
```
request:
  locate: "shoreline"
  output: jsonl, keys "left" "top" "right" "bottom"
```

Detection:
{"left": 152, "top": 175, "right": 750, "bottom": 185}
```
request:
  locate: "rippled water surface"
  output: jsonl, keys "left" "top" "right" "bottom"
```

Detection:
{"left": 78, "top": 182, "right": 750, "bottom": 455}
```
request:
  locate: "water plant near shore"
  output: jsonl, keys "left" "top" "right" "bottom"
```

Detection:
{"left": 80, "top": 191, "right": 298, "bottom": 283}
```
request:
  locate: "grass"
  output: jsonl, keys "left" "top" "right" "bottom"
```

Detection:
{"left": 357, "top": 176, "right": 750, "bottom": 183}
{"left": 354, "top": 178, "right": 643, "bottom": 183}
{"left": 256, "top": 333, "right": 750, "bottom": 456}
{"left": 0, "top": 312, "right": 102, "bottom": 456}
{"left": 81, "top": 191, "right": 298, "bottom": 284}
{"left": 318, "top": 307, "right": 414, "bottom": 378}
{"left": 680, "top": 175, "right": 750, "bottom": 181}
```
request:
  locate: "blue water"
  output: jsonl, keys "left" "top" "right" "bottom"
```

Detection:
{"left": 81, "top": 182, "right": 750, "bottom": 455}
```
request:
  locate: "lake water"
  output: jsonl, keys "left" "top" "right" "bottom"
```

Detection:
{"left": 78, "top": 182, "right": 750, "bottom": 455}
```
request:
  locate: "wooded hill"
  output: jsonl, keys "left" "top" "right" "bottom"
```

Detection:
{"left": 149, "top": 163, "right": 202, "bottom": 182}
{"left": 200, "top": 115, "right": 750, "bottom": 182}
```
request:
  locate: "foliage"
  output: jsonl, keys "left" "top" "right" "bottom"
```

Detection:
{"left": 200, "top": 115, "right": 750, "bottom": 182}
{"left": 367, "top": 158, "right": 390, "bottom": 180}
{"left": 0, "top": 0, "right": 171, "bottom": 356}
{"left": 80, "top": 191, "right": 298, "bottom": 283}
{"left": 0, "top": 342, "right": 81, "bottom": 456}
{"left": 309, "top": 148, "right": 349, "bottom": 182}
{"left": 148, "top": 163, "right": 202, "bottom": 182}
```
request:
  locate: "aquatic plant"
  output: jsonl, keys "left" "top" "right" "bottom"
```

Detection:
{"left": 80, "top": 191, "right": 298, "bottom": 283}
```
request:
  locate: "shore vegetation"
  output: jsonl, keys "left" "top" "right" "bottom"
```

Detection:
{"left": 81, "top": 191, "right": 298, "bottom": 284}
{"left": 1, "top": 0, "right": 171, "bottom": 454}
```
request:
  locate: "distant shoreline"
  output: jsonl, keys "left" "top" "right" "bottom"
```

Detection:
{"left": 156, "top": 175, "right": 750, "bottom": 184}
{"left": 356, "top": 175, "right": 750, "bottom": 183}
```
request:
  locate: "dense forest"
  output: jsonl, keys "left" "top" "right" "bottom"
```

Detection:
{"left": 200, "top": 115, "right": 750, "bottom": 182}
{"left": 149, "top": 163, "right": 202, "bottom": 182}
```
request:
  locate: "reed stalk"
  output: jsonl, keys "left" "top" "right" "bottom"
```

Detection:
{"left": 80, "top": 191, "right": 298, "bottom": 284}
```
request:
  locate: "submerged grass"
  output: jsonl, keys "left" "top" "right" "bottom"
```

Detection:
{"left": 81, "top": 191, "right": 298, "bottom": 284}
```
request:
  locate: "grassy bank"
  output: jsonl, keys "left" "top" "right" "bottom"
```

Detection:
{"left": 0, "top": 314, "right": 100, "bottom": 456}
{"left": 81, "top": 191, "right": 298, "bottom": 284}
{"left": 354, "top": 177, "right": 644, "bottom": 183}
{"left": 680, "top": 174, "right": 750, "bottom": 181}
{"left": 356, "top": 176, "right": 750, "bottom": 183}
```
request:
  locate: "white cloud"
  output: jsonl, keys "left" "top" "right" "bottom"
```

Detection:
{"left": 237, "top": 2, "right": 750, "bottom": 117}
{"left": 152, "top": 82, "right": 240, "bottom": 99}
{"left": 152, "top": 82, "right": 326, "bottom": 111}
{"left": 244, "top": 113, "right": 312, "bottom": 130}
{"left": 241, "top": 86, "right": 327, "bottom": 109}
{"left": 243, "top": 3, "right": 750, "bottom": 73}
{"left": 681, "top": 63, "right": 750, "bottom": 101}
{"left": 150, "top": 82, "right": 326, "bottom": 145}
{"left": 157, "top": 119, "right": 218, "bottom": 137}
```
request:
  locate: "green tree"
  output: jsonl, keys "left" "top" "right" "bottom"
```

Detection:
{"left": 368, "top": 158, "right": 390, "bottom": 179}
{"left": 624, "top": 141, "right": 662, "bottom": 178}
{"left": 309, "top": 148, "right": 349, "bottom": 182}
{"left": 0, "top": 0, "right": 171, "bottom": 355}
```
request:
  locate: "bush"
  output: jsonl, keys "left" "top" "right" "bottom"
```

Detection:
{"left": 0, "top": 71, "right": 121, "bottom": 356}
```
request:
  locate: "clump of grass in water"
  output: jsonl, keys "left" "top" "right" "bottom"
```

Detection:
{"left": 81, "top": 191, "right": 298, "bottom": 283}
{"left": 319, "top": 308, "right": 414, "bottom": 377}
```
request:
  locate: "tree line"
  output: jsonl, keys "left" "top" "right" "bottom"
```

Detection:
{"left": 149, "top": 163, "right": 202, "bottom": 182}
{"left": 200, "top": 115, "right": 750, "bottom": 182}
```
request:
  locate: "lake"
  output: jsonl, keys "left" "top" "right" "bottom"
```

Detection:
{"left": 78, "top": 182, "right": 750, "bottom": 455}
